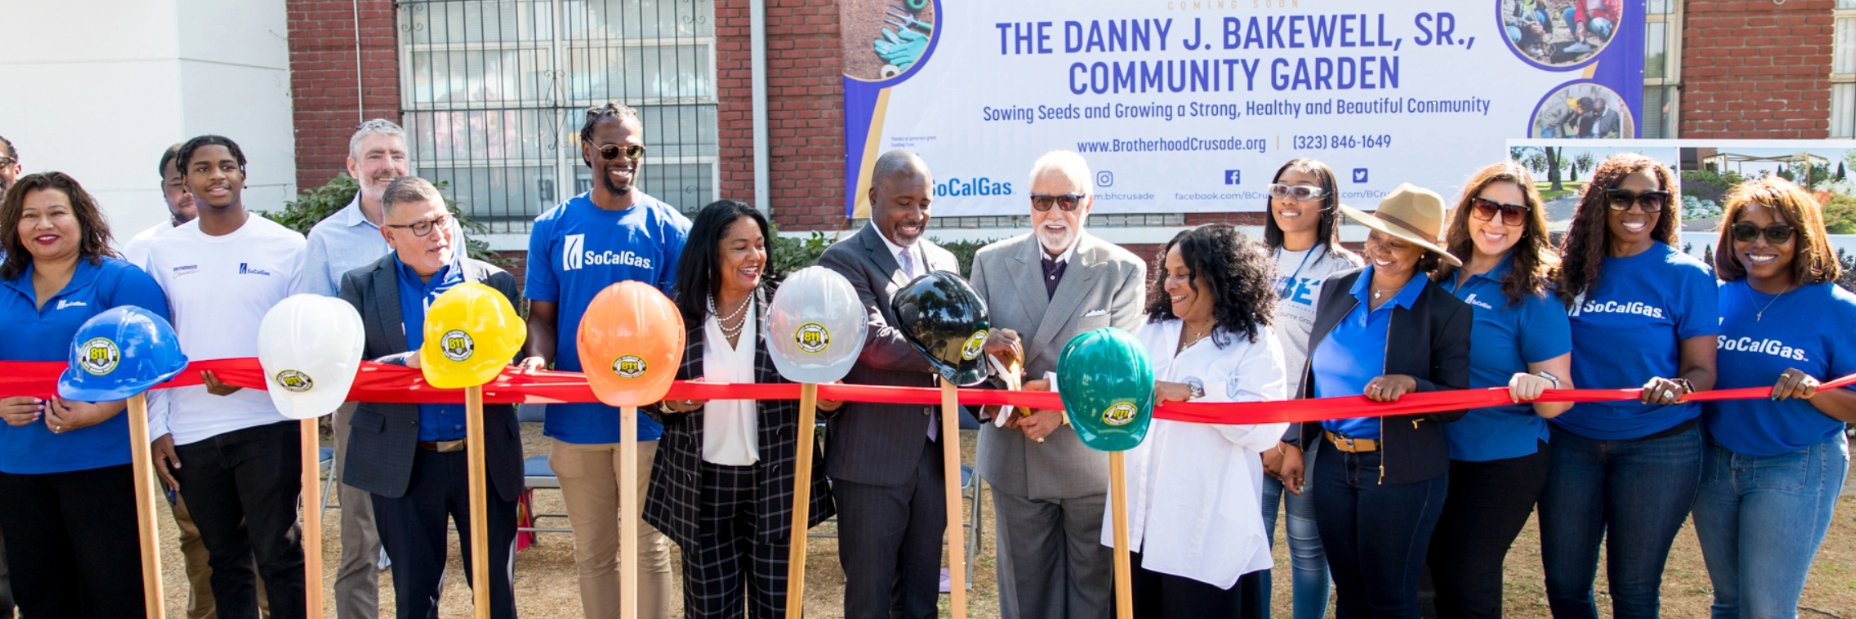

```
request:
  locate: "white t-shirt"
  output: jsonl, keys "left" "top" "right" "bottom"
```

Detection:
{"left": 142, "top": 215, "right": 306, "bottom": 445}
{"left": 1271, "top": 244, "right": 1362, "bottom": 394}
{"left": 120, "top": 220, "right": 177, "bottom": 268}
{"left": 701, "top": 310, "right": 759, "bottom": 465}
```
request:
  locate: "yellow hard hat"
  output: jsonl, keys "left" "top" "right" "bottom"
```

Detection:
{"left": 421, "top": 282, "right": 526, "bottom": 389}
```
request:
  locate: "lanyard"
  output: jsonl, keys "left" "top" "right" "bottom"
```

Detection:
{"left": 1276, "top": 246, "right": 1321, "bottom": 298}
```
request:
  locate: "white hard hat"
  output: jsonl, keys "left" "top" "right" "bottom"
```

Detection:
{"left": 767, "top": 266, "right": 867, "bottom": 384}
{"left": 258, "top": 294, "right": 366, "bottom": 419}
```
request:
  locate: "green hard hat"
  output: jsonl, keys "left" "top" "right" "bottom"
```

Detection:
{"left": 1057, "top": 328, "right": 1155, "bottom": 452}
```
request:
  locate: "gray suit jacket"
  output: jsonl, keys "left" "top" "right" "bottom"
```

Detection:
{"left": 337, "top": 253, "right": 525, "bottom": 502}
{"left": 969, "top": 233, "right": 1147, "bottom": 499}
{"left": 815, "top": 225, "right": 960, "bottom": 487}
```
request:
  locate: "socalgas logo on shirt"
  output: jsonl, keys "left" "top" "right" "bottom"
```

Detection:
{"left": 562, "top": 234, "right": 653, "bottom": 272}
{"left": 1719, "top": 336, "right": 1809, "bottom": 362}
{"left": 1567, "top": 294, "right": 1666, "bottom": 319}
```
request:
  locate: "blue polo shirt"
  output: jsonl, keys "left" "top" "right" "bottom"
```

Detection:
{"left": 1705, "top": 281, "right": 1856, "bottom": 457}
{"left": 525, "top": 192, "right": 690, "bottom": 444}
{"left": 396, "top": 257, "right": 468, "bottom": 442}
{"left": 1556, "top": 243, "right": 1718, "bottom": 440}
{"left": 1313, "top": 267, "right": 1430, "bottom": 441}
{"left": 1443, "top": 257, "right": 1572, "bottom": 461}
{"left": 0, "top": 258, "right": 171, "bottom": 474}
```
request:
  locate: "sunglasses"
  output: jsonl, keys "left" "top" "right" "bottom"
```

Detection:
{"left": 1606, "top": 189, "right": 1670, "bottom": 213}
{"left": 594, "top": 144, "right": 646, "bottom": 161}
{"left": 1730, "top": 221, "right": 1795, "bottom": 245}
{"left": 1031, "top": 194, "right": 1086, "bottom": 212}
{"left": 1470, "top": 197, "right": 1531, "bottom": 226}
{"left": 386, "top": 213, "right": 452, "bottom": 238}
{"left": 1269, "top": 183, "right": 1327, "bottom": 202}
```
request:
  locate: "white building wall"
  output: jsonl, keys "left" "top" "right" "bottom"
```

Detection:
{"left": 0, "top": 0, "right": 295, "bottom": 244}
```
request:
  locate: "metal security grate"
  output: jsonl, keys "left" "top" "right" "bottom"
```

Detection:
{"left": 397, "top": 0, "right": 718, "bottom": 234}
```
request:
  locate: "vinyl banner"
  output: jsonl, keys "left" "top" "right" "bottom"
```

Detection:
{"left": 841, "top": 0, "right": 1646, "bottom": 217}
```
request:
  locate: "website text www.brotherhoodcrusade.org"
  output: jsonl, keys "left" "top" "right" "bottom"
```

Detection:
{"left": 1077, "top": 135, "right": 1268, "bottom": 154}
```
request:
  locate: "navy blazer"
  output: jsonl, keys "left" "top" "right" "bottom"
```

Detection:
{"left": 337, "top": 253, "right": 525, "bottom": 502}
{"left": 1296, "top": 268, "right": 1473, "bottom": 485}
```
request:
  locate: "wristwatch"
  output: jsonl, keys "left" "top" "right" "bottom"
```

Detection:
{"left": 1534, "top": 371, "right": 1561, "bottom": 390}
{"left": 1187, "top": 382, "right": 1205, "bottom": 400}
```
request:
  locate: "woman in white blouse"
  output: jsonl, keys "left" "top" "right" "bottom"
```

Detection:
{"left": 1109, "top": 223, "right": 1290, "bottom": 618}
{"left": 646, "top": 200, "right": 838, "bottom": 619}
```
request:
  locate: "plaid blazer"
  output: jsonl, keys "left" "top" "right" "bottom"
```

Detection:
{"left": 642, "top": 287, "right": 835, "bottom": 550}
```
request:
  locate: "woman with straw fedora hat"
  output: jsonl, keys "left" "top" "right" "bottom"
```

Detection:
{"left": 1290, "top": 182, "right": 1473, "bottom": 618}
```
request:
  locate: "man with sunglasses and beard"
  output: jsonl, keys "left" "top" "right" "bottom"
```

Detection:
{"left": 302, "top": 118, "right": 413, "bottom": 619}
{"left": 966, "top": 151, "right": 1146, "bottom": 619}
{"left": 519, "top": 102, "right": 690, "bottom": 619}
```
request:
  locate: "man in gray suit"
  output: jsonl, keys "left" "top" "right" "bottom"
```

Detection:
{"left": 970, "top": 150, "right": 1147, "bottom": 619}
{"left": 336, "top": 177, "right": 524, "bottom": 618}
{"left": 816, "top": 150, "right": 960, "bottom": 619}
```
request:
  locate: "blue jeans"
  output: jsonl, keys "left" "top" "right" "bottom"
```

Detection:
{"left": 1262, "top": 442, "right": 1331, "bottom": 619}
{"left": 1692, "top": 434, "right": 1849, "bottom": 619}
{"left": 1313, "top": 447, "right": 1447, "bottom": 619}
{"left": 1538, "top": 422, "right": 1702, "bottom": 619}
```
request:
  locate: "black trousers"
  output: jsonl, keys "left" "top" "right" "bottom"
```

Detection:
{"left": 173, "top": 421, "right": 306, "bottom": 619}
{"left": 681, "top": 462, "right": 790, "bottom": 619}
{"left": 373, "top": 449, "right": 518, "bottom": 619}
{"left": 834, "top": 437, "right": 946, "bottom": 619}
{"left": 1129, "top": 550, "right": 1264, "bottom": 619}
{"left": 1314, "top": 448, "right": 1448, "bottom": 619}
{"left": 0, "top": 464, "right": 146, "bottom": 618}
{"left": 1427, "top": 443, "right": 1553, "bottom": 619}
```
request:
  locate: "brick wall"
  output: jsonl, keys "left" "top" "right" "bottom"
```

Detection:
{"left": 287, "top": 0, "right": 402, "bottom": 193}
{"left": 716, "top": 0, "right": 848, "bottom": 232}
{"left": 1679, "top": 0, "right": 1839, "bottom": 138}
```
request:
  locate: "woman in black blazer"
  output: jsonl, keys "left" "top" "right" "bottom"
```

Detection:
{"left": 1283, "top": 183, "right": 1472, "bottom": 619}
{"left": 644, "top": 200, "right": 835, "bottom": 619}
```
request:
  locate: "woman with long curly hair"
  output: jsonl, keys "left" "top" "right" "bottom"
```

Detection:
{"left": 1117, "top": 223, "right": 1288, "bottom": 618}
{"left": 1299, "top": 183, "right": 1471, "bottom": 618}
{"left": 1541, "top": 153, "right": 1718, "bottom": 619}
{"left": 1424, "top": 162, "right": 1575, "bottom": 619}
{"left": 1693, "top": 177, "right": 1854, "bottom": 618}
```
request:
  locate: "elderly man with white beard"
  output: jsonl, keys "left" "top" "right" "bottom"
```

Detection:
{"left": 969, "top": 150, "right": 1148, "bottom": 619}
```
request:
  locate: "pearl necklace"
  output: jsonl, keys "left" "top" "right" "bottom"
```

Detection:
{"left": 708, "top": 293, "right": 753, "bottom": 338}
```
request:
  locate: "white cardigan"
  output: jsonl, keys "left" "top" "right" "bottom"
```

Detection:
{"left": 1103, "top": 318, "right": 1290, "bottom": 589}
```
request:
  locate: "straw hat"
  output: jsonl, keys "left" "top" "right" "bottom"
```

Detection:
{"left": 1339, "top": 183, "right": 1462, "bottom": 267}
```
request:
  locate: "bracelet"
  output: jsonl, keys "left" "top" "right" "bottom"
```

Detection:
{"left": 1671, "top": 378, "right": 1695, "bottom": 395}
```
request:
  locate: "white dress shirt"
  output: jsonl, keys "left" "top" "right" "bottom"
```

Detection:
{"left": 1105, "top": 318, "right": 1290, "bottom": 589}
{"left": 701, "top": 310, "right": 760, "bottom": 465}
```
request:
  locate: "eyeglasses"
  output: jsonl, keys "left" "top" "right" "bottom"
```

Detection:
{"left": 386, "top": 213, "right": 452, "bottom": 237}
{"left": 1730, "top": 221, "right": 1795, "bottom": 245}
{"left": 1606, "top": 189, "right": 1670, "bottom": 213}
{"left": 1470, "top": 197, "right": 1531, "bottom": 226}
{"left": 1031, "top": 194, "right": 1086, "bottom": 212}
{"left": 595, "top": 144, "right": 646, "bottom": 161}
{"left": 0, "top": 157, "right": 14, "bottom": 167}
{"left": 1269, "top": 184, "right": 1327, "bottom": 202}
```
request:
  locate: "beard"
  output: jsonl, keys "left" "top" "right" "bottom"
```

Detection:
{"left": 600, "top": 165, "right": 636, "bottom": 197}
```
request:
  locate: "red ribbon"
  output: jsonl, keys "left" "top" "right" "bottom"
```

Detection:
{"left": 7, "top": 360, "right": 1850, "bottom": 426}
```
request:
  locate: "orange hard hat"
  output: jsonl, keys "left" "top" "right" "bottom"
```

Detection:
{"left": 577, "top": 281, "right": 686, "bottom": 407}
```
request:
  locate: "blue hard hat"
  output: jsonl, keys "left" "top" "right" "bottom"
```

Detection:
{"left": 58, "top": 306, "right": 189, "bottom": 402}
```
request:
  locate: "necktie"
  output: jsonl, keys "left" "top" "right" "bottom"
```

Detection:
{"left": 898, "top": 247, "right": 915, "bottom": 280}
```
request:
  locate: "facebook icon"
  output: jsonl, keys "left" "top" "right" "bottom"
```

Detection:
{"left": 1224, "top": 170, "right": 1241, "bottom": 185}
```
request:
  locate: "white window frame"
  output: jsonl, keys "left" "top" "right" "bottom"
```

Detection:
{"left": 1644, "top": 1, "right": 1682, "bottom": 139}
{"left": 1832, "top": 2, "right": 1856, "bottom": 138}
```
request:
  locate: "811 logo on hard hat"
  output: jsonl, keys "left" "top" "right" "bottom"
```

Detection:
{"left": 274, "top": 370, "right": 315, "bottom": 393}
{"left": 78, "top": 337, "right": 121, "bottom": 376}
{"left": 441, "top": 330, "right": 474, "bottom": 362}
{"left": 796, "top": 323, "right": 831, "bottom": 354}
{"left": 961, "top": 331, "right": 987, "bottom": 361}
{"left": 614, "top": 355, "right": 647, "bottom": 379}
{"left": 1102, "top": 402, "right": 1137, "bottom": 427}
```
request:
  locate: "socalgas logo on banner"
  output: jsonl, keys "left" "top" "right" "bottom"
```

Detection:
{"left": 933, "top": 177, "right": 1014, "bottom": 198}
{"left": 563, "top": 234, "right": 654, "bottom": 272}
{"left": 1719, "top": 336, "right": 1809, "bottom": 362}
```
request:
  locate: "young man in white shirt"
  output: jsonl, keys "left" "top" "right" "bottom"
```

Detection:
{"left": 121, "top": 143, "right": 197, "bottom": 267}
{"left": 143, "top": 135, "right": 309, "bottom": 619}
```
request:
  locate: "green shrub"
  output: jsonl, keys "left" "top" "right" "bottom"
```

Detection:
{"left": 1681, "top": 169, "right": 1743, "bottom": 205}
{"left": 1824, "top": 193, "right": 1856, "bottom": 235}
{"left": 259, "top": 173, "right": 505, "bottom": 267}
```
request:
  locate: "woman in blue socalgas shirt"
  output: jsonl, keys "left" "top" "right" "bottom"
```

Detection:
{"left": 1542, "top": 153, "right": 1719, "bottom": 619}
{"left": 1425, "top": 162, "right": 1574, "bottom": 619}
{"left": 0, "top": 172, "right": 170, "bottom": 617}
{"left": 1693, "top": 177, "right": 1855, "bottom": 619}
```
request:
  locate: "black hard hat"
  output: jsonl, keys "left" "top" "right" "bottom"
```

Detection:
{"left": 890, "top": 270, "right": 991, "bottom": 386}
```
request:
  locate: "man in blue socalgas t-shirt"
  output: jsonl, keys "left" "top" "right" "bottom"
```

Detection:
{"left": 518, "top": 102, "right": 690, "bottom": 619}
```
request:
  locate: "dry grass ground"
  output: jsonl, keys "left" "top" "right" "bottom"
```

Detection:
{"left": 153, "top": 425, "right": 1856, "bottom": 618}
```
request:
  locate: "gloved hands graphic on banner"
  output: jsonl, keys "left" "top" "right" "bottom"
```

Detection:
{"left": 874, "top": 27, "right": 929, "bottom": 71}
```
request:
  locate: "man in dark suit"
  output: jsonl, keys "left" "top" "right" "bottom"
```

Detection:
{"left": 337, "top": 177, "right": 524, "bottom": 619}
{"left": 816, "top": 150, "right": 960, "bottom": 619}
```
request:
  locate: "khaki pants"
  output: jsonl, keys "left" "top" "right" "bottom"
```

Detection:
{"left": 551, "top": 439, "right": 673, "bottom": 619}
{"left": 174, "top": 495, "right": 269, "bottom": 619}
{"left": 331, "top": 402, "right": 381, "bottom": 619}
